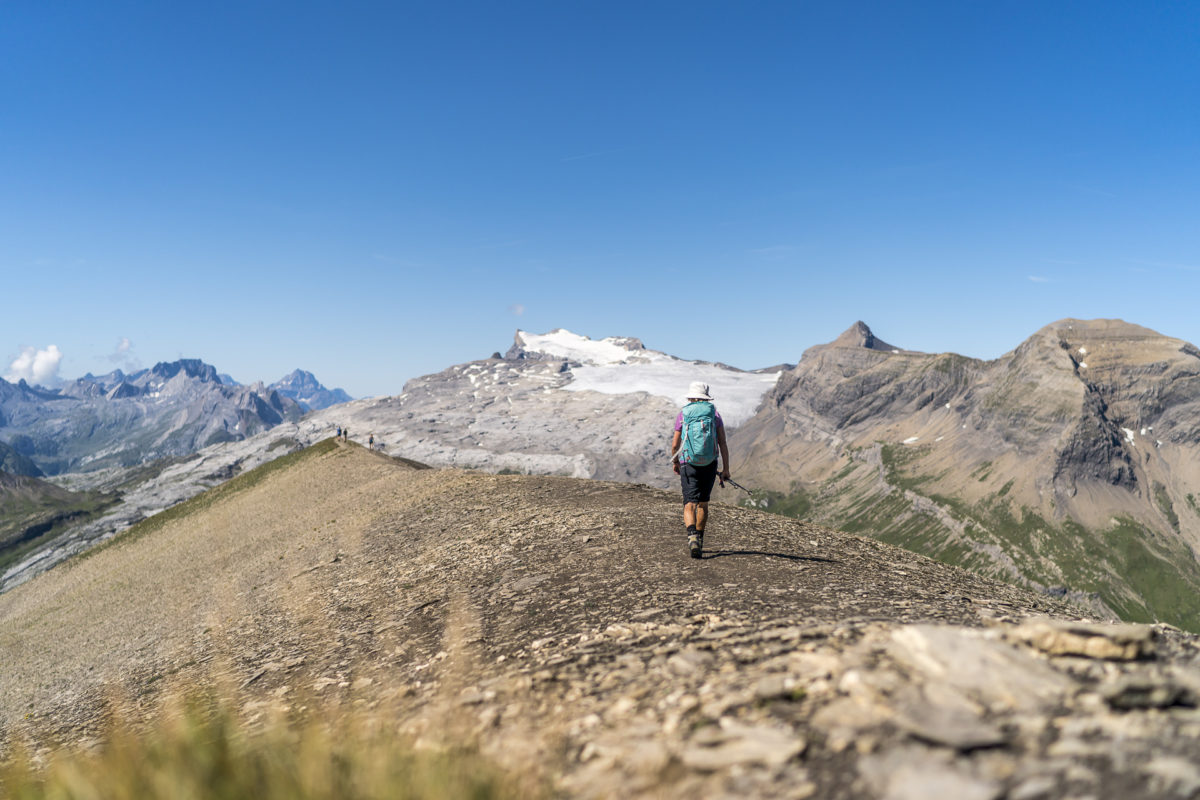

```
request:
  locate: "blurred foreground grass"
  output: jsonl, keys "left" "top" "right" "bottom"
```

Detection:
{"left": 2, "top": 690, "right": 537, "bottom": 800}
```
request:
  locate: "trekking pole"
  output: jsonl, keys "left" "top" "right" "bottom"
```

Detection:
{"left": 720, "top": 477, "right": 754, "bottom": 495}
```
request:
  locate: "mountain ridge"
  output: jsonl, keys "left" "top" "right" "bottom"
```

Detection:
{"left": 3, "top": 441, "right": 1198, "bottom": 799}
{"left": 734, "top": 317, "right": 1200, "bottom": 628}
{"left": 0, "top": 358, "right": 348, "bottom": 476}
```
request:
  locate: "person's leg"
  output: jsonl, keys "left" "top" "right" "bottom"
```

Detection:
{"left": 683, "top": 502, "right": 697, "bottom": 529}
{"left": 680, "top": 464, "right": 703, "bottom": 557}
{"left": 697, "top": 465, "right": 718, "bottom": 524}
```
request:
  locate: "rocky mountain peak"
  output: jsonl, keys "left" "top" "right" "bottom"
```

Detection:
{"left": 0, "top": 441, "right": 43, "bottom": 478}
{"left": 144, "top": 359, "right": 220, "bottom": 385}
{"left": 268, "top": 369, "right": 352, "bottom": 411}
{"left": 105, "top": 381, "right": 141, "bottom": 400}
{"left": 276, "top": 369, "right": 321, "bottom": 391}
{"left": 828, "top": 321, "right": 899, "bottom": 352}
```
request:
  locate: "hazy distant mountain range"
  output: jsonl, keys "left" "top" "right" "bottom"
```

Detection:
{"left": 0, "top": 361, "right": 351, "bottom": 475}
{"left": 268, "top": 369, "right": 354, "bottom": 411}
{"left": 7, "top": 321, "right": 1200, "bottom": 635}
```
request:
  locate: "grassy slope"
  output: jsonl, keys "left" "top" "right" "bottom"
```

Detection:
{"left": 79, "top": 437, "right": 342, "bottom": 561}
{"left": 743, "top": 443, "right": 1200, "bottom": 632}
{"left": 1, "top": 437, "right": 535, "bottom": 800}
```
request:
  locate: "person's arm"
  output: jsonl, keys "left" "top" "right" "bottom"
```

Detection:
{"left": 671, "top": 430, "right": 682, "bottom": 473}
{"left": 717, "top": 424, "right": 730, "bottom": 480}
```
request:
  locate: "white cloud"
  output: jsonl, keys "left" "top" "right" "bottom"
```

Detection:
{"left": 6, "top": 345, "right": 64, "bottom": 386}
{"left": 1028, "top": 276, "right": 1050, "bottom": 283}
{"left": 108, "top": 336, "right": 140, "bottom": 370}
{"left": 509, "top": 303, "right": 526, "bottom": 316}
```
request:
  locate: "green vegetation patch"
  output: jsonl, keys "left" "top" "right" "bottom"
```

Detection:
{"left": 1154, "top": 482, "right": 1181, "bottom": 533}
{"left": 739, "top": 487, "right": 813, "bottom": 519}
{"left": 757, "top": 448, "right": 1200, "bottom": 633}
{"left": 879, "top": 444, "right": 937, "bottom": 491}
{"left": 1099, "top": 516, "right": 1200, "bottom": 627}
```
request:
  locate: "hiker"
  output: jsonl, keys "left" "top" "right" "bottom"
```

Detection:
{"left": 368, "top": 433, "right": 374, "bottom": 450}
{"left": 671, "top": 381, "right": 730, "bottom": 559}
{"left": 336, "top": 425, "right": 342, "bottom": 439}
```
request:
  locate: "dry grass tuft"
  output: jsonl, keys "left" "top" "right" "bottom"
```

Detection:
{"left": 2, "top": 687, "right": 538, "bottom": 800}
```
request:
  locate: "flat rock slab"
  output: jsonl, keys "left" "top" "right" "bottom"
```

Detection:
{"left": 858, "top": 746, "right": 1003, "bottom": 800}
{"left": 892, "top": 684, "right": 1008, "bottom": 751}
{"left": 1012, "top": 618, "right": 1157, "bottom": 660}
{"left": 681, "top": 719, "right": 806, "bottom": 771}
{"left": 886, "top": 625, "right": 1073, "bottom": 713}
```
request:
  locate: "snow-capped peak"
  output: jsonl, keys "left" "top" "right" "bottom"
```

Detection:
{"left": 512, "top": 329, "right": 779, "bottom": 427}
{"left": 515, "top": 329, "right": 646, "bottom": 365}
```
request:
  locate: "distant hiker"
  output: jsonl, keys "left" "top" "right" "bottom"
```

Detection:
{"left": 671, "top": 381, "right": 730, "bottom": 559}
{"left": 368, "top": 433, "right": 374, "bottom": 450}
{"left": 344, "top": 427, "right": 349, "bottom": 442}
{"left": 336, "top": 425, "right": 342, "bottom": 439}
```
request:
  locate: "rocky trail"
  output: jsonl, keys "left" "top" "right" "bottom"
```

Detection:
{"left": 3, "top": 440, "right": 1200, "bottom": 798}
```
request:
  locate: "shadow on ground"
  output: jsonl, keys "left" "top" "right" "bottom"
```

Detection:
{"left": 701, "top": 549, "right": 838, "bottom": 564}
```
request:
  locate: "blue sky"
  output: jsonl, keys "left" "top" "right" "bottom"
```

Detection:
{"left": 3, "top": 2, "right": 1198, "bottom": 397}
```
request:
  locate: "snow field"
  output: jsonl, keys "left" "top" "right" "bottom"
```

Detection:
{"left": 516, "top": 329, "right": 779, "bottom": 427}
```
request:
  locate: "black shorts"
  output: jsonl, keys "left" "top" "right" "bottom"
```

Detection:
{"left": 680, "top": 461, "right": 718, "bottom": 504}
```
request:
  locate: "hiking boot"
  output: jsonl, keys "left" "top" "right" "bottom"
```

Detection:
{"left": 688, "top": 533, "right": 702, "bottom": 559}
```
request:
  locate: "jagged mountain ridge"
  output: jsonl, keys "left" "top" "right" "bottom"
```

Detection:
{"left": 0, "top": 359, "right": 305, "bottom": 475}
{"left": 0, "top": 359, "right": 351, "bottom": 476}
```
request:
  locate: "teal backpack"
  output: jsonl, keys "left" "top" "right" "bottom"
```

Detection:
{"left": 680, "top": 401, "right": 718, "bottom": 466}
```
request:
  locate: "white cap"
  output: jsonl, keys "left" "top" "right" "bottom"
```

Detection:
{"left": 686, "top": 381, "right": 713, "bottom": 401}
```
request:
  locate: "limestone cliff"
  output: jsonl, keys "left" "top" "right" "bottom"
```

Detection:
{"left": 732, "top": 319, "right": 1200, "bottom": 630}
